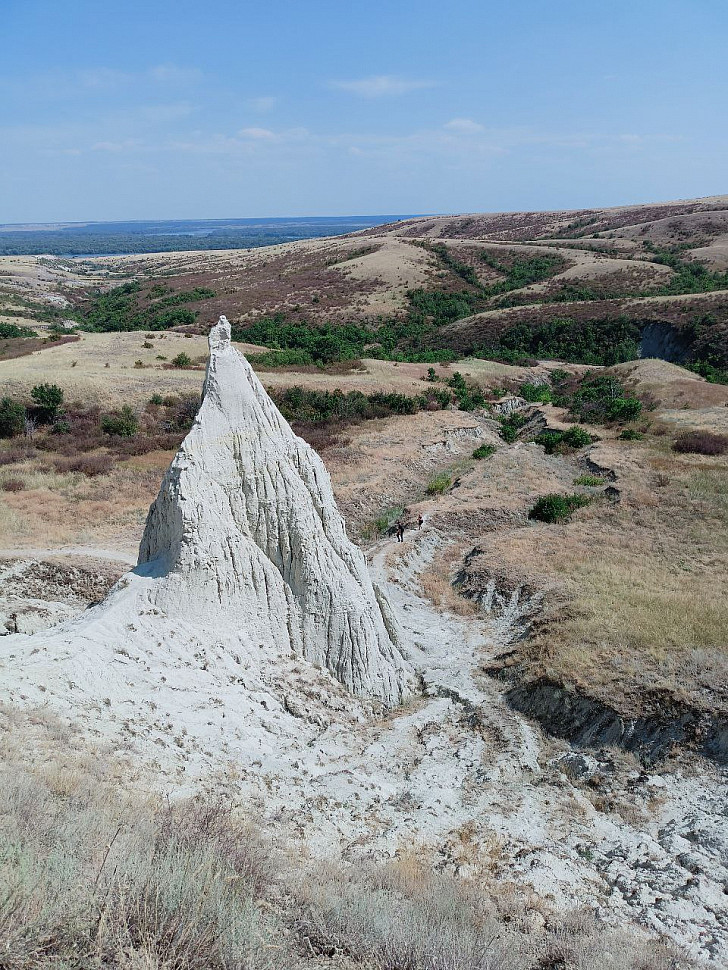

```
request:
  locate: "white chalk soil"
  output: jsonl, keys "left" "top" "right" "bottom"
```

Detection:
{"left": 2, "top": 526, "right": 726, "bottom": 964}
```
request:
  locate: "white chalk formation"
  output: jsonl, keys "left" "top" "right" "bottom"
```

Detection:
{"left": 137, "top": 316, "right": 411, "bottom": 704}
{"left": 0, "top": 317, "right": 412, "bottom": 713}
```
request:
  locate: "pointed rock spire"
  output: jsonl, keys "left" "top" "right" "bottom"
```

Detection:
{"left": 137, "top": 316, "right": 413, "bottom": 705}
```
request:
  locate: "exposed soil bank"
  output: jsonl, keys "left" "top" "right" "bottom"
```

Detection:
{"left": 494, "top": 672, "right": 728, "bottom": 766}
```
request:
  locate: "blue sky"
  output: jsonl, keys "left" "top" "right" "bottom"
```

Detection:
{"left": 2, "top": 0, "right": 726, "bottom": 221}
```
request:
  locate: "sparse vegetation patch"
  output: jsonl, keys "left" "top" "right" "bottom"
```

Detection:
{"left": 672, "top": 430, "right": 728, "bottom": 456}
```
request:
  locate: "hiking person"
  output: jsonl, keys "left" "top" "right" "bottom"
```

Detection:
{"left": 418, "top": 513, "right": 424, "bottom": 530}
{"left": 395, "top": 519, "right": 405, "bottom": 543}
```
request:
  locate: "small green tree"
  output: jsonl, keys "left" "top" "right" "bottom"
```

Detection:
{"left": 171, "top": 352, "right": 192, "bottom": 368}
{"left": 0, "top": 397, "right": 26, "bottom": 438}
{"left": 101, "top": 405, "right": 139, "bottom": 437}
{"left": 30, "top": 383, "right": 64, "bottom": 422}
{"left": 528, "top": 493, "right": 591, "bottom": 524}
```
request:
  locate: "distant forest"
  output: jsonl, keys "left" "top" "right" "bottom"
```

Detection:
{"left": 0, "top": 216, "right": 410, "bottom": 256}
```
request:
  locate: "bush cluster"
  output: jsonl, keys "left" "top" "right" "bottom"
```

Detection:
{"left": 498, "top": 412, "right": 528, "bottom": 442}
{"left": 78, "top": 282, "right": 215, "bottom": 333}
{"left": 519, "top": 381, "right": 552, "bottom": 403}
{"left": 528, "top": 492, "right": 592, "bottom": 523}
{"left": 474, "top": 316, "right": 642, "bottom": 367}
{"left": 552, "top": 371, "right": 643, "bottom": 425}
{"left": 0, "top": 321, "right": 35, "bottom": 338}
{"left": 426, "top": 472, "right": 452, "bottom": 495}
{"left": 447, "top": 371, "right": 486, "bottom": 410}
{"left": 535, "top": 425, "right": 593, "bottom": 454}
{"left": 274, "top": 386, "right": 451, "bottom": 428}
{"left": 101, "top": 405, "right": 140, "bottom": 437}
{"left": 0, "top": 397, "right": 26, "bottom": 437}
{"left": 472, "top": 443, "right": 496, "bottom": 459}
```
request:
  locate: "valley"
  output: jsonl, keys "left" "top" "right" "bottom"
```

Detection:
{"left": 1, "top": 199, "right": 727, "bottom": 967}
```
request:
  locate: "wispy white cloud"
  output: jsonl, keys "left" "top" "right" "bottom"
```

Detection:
{"left": 238, "top": 127, "right": 275, "bottom": 140}
{"left": 443, "top": 118, "right": 485, "bottom": 134}
{"left": 91, "top": 139, "right": 143, "bottom": 153}
{"left": 331, "top": 75, "right": 435, "bottom": 98}
{"left": 246, "top": 96, "right": 278, "bottom": 113}
{"left": 149, "top": 64, "right": 202, "bottom": 84}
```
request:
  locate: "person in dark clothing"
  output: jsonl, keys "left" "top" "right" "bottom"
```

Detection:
{"left": 418, "top": 513, "right": 424, "bottom": 530}
{"left": 395, "top": 520, "right": 405, "bottom": 542}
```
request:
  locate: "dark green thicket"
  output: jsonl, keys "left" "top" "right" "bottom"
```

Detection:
{"left": 528, "top": 493, "right": 592, "bottom": 523}
{"left": 534, "top": 426, "right": 593, "bottom": 454}
{"left": 520, "top": 382, "right": 552, "bottom": 403}
{"left": 0, "top": 322, "right": 35, "bottom": 339}
{"left": 472, "top": 443, "right": 496, "bottom": 459}
{"left": 78, "top": 282, "right": 215, "bottom": 333}
{"left": 498, "top": 412, "right": 529, "bottom": 442}
{"left": 646, "top": 244, "right": 728, "bottom": 295}
{"left": 100, "top": 405, "right": 139, "bottom": 437}
{"left": 558, "top": 372, "right": 643, "bottom": 424}
{"left": 273, "top": 386, "right": 453, "bottom": 427}
{"left": 0, "top": 398, "right": 27, "bottom": 437}
{"left": 474, "top": 316, "right": 641, "bottom": 366}
{"left": 447, "top": 371, "right": 486, "bottom": 410}
{"left": 477, "top": 250, "right": 565, "bottom": 295}
{"left": 30, "top": 383, "right": 64, "bottom": 423}
{"left": 235, "top": 312, "right": 460, "bottom": 364}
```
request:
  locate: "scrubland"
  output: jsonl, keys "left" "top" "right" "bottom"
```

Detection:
{"left": 0, "top": 707, "right": 694, "bottom": 970}
{"left": 2, "top": 200, "right": 728, "bottom": 966}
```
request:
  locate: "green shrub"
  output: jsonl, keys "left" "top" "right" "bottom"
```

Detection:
{"left": 535, "top": 425, "right": 592, "bottom": 453}
{"left": 0, "top": 322, "right": 34, "bottom": 338}
{"left": 520, "top": 382, "right": 552, "bottom": 403}
{"left": 30, "top": 383, "right": 64, "bottom": 422}
{"left": 568, "top": 373, "right": 642, "bottom": 424}
{"left": 0, "top": 397, "right": 26, "bottom": 438}
{"left": 606, "top": 396, "right": 642, "bottom": 422}
{"left": 474, "top": 316, "right": 641, "bottom": 367}
{"left": 171, "top": 352, "right": 192, "bottom": 368}
{"left": 619, "top": 429, "right": 643, "bottom": 441}
{"left": 149, "top": 393, "right": 164, "bottom": 406}
{"left": 426, "top": 472, "right": 452, "bottom": 495}
{"left": 528, "top": 493, "right": 592, "bottom": 523}
{"left": 498, "top": 412, "right": 528, "bottom": 442}
{"left": 361, "top": 505, "right": 406, "bottom": 539}
{"left": 446, "top": 372, "right": 486, "bottom": 411}
{"left": 573, "top": 474, "right": 605, "bottom": 486}
{"left": 472, "top": 444, "right": 496, "bottom": 459}
{"left": 273, "top": 386, "right": 449, "bottom": 428}
{"left": 101, "top": 405, "right": 139, "bottom": 437}
{"left": 561, "top": 425, "right": 593, "bottom": 448}
{"left": 534, "top": 431, "right": 565, "bottom": 454}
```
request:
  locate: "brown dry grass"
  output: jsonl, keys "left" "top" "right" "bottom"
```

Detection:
{"left": 418, "top": 543, "right": 479, "bottom": 617}
{"left": 0, "top": 453, "right": 167, "bottom": 553}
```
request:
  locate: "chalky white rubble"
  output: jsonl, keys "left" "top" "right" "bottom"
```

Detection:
{"left": 0, "top": 317, "right": 413, "bottom": 723}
